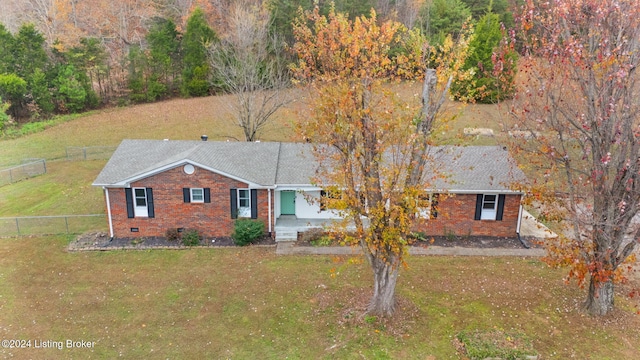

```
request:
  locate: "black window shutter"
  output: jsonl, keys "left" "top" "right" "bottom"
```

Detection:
{"left": 250, "top": 189, "right": 258, "bottom": 219}
{"left": 146, "top": 188, "right": 155, "bottom": 218}
{"left": 230, "top": 189, "right": 237, "bottom": 219}
{"left": 474, "top": 194, "right": 483, "bottom": 220}
{"left": 496, "top": 194, "right": 506, "bottom": 221}
{"left": 204, "top": 188, "right": 211, "bottom": 203}
{"left": 125, "top": 188, "right": 134, "bottom": 218}
{"left": 183, "top": 188, "right": 190, "bottom": 203}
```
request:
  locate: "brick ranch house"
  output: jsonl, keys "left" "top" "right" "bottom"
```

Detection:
{"left": 93, "top": 139, "right": 526, "bottom": 241}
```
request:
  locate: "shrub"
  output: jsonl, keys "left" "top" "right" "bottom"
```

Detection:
{"left": 310, "top": 236, "right": 333, "bottom": 247}
{"left": 456, "top": 329, "right": 537, "bottom": 360}
{"left": 300, "top": 228, "right": 324, "bottom": 243}
{"left": 232, "top": 219, "right": 264, "bottom": 246}
{"left": 165, "top": 228, "right": 180, "bottom": 242}
{"left": 181, "top": 229, "right": 201, "bottom": 246}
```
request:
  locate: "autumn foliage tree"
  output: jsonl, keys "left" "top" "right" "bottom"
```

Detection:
{"left": 292, "top": 6, "right": 470, "bottom": 316}
{"left": 511, "top": 0, "right": 640, "bottom": 315}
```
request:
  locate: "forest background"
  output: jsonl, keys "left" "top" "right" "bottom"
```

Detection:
{"left": 0, "top": 0, "right": 515, "bottom": 130}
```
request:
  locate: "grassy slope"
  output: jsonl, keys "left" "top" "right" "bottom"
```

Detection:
{"left": 1, "top": 92, "right": 638, "bottom": 358}
{"left": 0, "top": 238, "right": 638, "bottom": 359}
{"left": 0, "top": 94, "right": 300, "bottom": 165}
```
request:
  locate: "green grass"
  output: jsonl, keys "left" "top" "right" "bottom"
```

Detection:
{"left": 0, "top": 90, "right": 638, "bottom": 358}
{"left": 0, "top": 160, "right": 105, "bottom": 216}
{"left": 0, "top": 94, "right": 298, "bottom": 165}
{"left": 0, "top": 238, "right": 638, "bottom": 359}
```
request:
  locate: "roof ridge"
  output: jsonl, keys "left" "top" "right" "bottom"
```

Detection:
{"left": 273, "top": 142, "right": 282, "bottom": 184}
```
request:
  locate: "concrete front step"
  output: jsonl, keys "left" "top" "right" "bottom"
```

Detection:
{"left": 275, "top": 229, "right": 298, "bottom": 242}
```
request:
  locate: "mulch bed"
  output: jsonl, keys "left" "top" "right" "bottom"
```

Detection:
{"left": 71, "top": 231, "right": 540, "bottom": 251}
{"left": 69, "top": 231, "right": 275, "bottom": 250}
{"left": 295, "top": 232, "right": 542, "bottom": 249}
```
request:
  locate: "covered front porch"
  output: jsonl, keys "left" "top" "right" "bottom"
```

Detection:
{"left": 273, "top": 215, "right": 365, "bottom": 242}
{"left": 274, "top": 215, "right": 337, "bottom": 241}
{"left": 273, "top": 187, "right": 343, "bottom": 241}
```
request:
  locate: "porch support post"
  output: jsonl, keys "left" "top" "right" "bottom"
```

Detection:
{"left": 268, "top": 188, "right": 272, "bottom": 234}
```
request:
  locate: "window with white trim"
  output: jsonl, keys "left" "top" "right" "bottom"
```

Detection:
{"left": 134, "top": 187, "right": 148, "bottom": 217}
{"left": 417, "top": 193, "right": 439, "bottom": 219}
{"left": 481, "top": 194, "right": 497, "bottom": 220}
{"left": 190, "top": 188, "right": 204, "bottom": 203}
{"left": 238, "top": 189, "right": 251, "bottom": 217}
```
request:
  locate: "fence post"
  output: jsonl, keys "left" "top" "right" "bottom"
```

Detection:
{"left": 65, "top": 147, "right": 69, "bottom": 160}
{"left": 8, "top": 168, "right": 12, "bottom": 183}
{"left": 42, "top": 159, "right": 46, "bottom": 174}
{"left": 65, "top": 216, "right": 69, "bottom": 234}
{"left": 15, "top": 218, "right": 20, "bottom": 236}
{"left": 83, "top": 147, "right": 87, "bottom": 160}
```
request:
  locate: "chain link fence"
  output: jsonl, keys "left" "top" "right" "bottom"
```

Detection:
{"left": 65, "top": 146, "right": 116, "bottom": 161}
{"left": 0, "top": 214, "right": 106, "bottom": 237}
{"left": 0, "top": 159, "right": 47, "bottom": 187}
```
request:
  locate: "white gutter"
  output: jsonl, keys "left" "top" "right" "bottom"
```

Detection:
{"left": 103, "top": 187, "right": 114, "bottom": 239}
{"left": 426, "top": 189, "right": 525, "bottom": 195}
{"left": 516, "top": 203, "right": 523, "bottom": 234}
{"left": 268, "top": 188, "right": 272, "bottom": 234}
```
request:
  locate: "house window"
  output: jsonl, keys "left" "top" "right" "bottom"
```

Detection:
{"left": 230, "top": 188, "right": 257, "bottom": 219}
{"left": 183, "top": 188, "right": 210, "bottom": 203}
{"left": 125, "top": 188, "right": 154, "bottom": 218}
{"left": 191, "top": 188, "right": 204, "bottom": 203}
{"left": 238, "top": 189, "right": 251, "bottom": 217}
{"left": 134, "top": 188, "right": 148, "bottom": 217}
{"left": 417, "top": 193, "right": 439, "bottom": 219}
{"left": 475, "top": 194, "right": 505, "bottom": 221}
{"left": 320, "top": 189, "right": 342, "bottom": 211}
{"left": 481, "top": 194, "right": 497, "bottom": 220}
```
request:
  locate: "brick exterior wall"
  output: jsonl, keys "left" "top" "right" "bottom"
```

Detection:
{"left": 415, "top": 193, "right": 522, "bottom": 237}
{"left": 106, "top": 165, "right": 272, "bottom": 238}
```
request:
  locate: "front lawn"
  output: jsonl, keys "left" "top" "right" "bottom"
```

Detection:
{"left": 0, "top": 237, "right": 638, "bottom": 359}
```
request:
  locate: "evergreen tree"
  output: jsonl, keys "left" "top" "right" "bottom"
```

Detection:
{"left": 7, "top": 24, "right": 55, "bottom": 119}
{"left": 461, "top": 0, "right": 513, "bottom": 27}
{"left": 147, "top": 18, "right": 181, "bottom": 95}
{"left": 268, "top": 0, "right": 375, "bottom": 45}
{"left": 417, "top": 0, "right": 472, "bottom": 45}
{"left": 29, "top": 68, "right": 55, "bottom": 116}
{"left": 451, "top": 11, "right": 517, "bottom": 102}
{"left": 181, "top": 8, "right": 217, "bottom": 97}
{"left": 65, "top": 38, "right": 107, "bottom": 107}
{"left": 12, "top": 24, "right": 49, "bottom": 80}
{"left": 0, "top": 24, "right": 14, "bottom": 75}
{"left": 53, "top": 65, "right": 87, "bottom": 113}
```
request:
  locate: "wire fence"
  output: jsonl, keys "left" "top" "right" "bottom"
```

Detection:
{"left": 65, "top": 146, "right": 116, "bottom": 161}
{"left": 0, "top": 159, "right": 47, "bottom": 187}
{"left": 0, "top": 214, "right": 106, "bottom": 237}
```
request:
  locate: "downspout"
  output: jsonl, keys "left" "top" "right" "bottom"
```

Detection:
{"left": 103, "top": 187, "right": 114, "bottom": 240}
{"left": 268, "top": 188, "right": 272, "bottom": 236}
{"left": 516, "top": 203, "right": 530, "bottom": 248}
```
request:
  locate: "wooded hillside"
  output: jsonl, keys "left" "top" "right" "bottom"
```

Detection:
{"left": 0, "top": 0, "right": 516, "bottom": 127}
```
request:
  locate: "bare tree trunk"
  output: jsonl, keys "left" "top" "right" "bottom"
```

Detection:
{"left": 584, "top": 277, "right": 614, "bottom": 316}
{"left": 368, "top": 254, "right": 400, "bottom": 316}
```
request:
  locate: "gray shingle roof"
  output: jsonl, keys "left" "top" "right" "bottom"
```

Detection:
{"left": 93, "top": 140, "right": 525, "bottom": 192}
{"left": 430, "top": 146, "right": 526, "bottom": 192}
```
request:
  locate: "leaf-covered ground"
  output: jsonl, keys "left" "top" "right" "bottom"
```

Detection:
{"left": 0, "top": 237, "right": 638, "bottom": 359}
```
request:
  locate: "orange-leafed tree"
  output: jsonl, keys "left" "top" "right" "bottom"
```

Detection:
{"left": 511, "top": 0, "right": 640, "bottom": 315}
{"left": 291, "top": 6, "right": 470, "bottom": 316}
